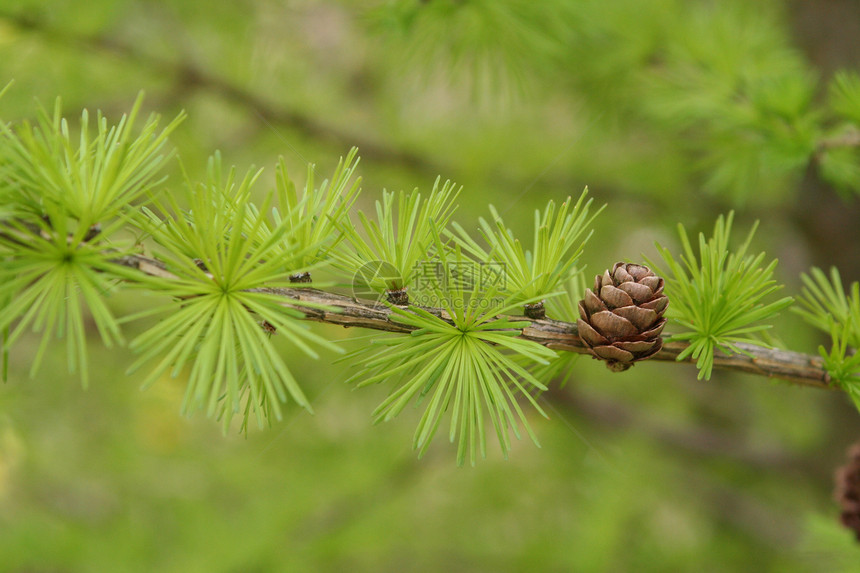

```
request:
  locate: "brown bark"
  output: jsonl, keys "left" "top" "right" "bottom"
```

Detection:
{"left": 114, "top": 254, "right": 833, "bottom": 391}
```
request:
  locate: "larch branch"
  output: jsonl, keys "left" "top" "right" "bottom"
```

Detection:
{"left": 115, "top": 254, "right": 833, "bottom": 391}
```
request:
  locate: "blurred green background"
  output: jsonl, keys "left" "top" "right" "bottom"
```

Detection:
{"left": 2, "top": 0, "right": 860, "bottom": 571}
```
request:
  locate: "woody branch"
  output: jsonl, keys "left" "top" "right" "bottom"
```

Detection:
{"left": 115, "top": 254, "right": 832, "bottom": 391}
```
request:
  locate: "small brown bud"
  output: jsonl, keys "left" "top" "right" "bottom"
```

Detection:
{"left": 524, "top": 301, "right": 546, "bottom": 320}
{"left": 386, "top": 287, "right": 409, "bottom": 306}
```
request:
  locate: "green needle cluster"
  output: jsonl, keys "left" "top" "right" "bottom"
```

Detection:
{"left": 650, "top": 212, "right": 793, "bottom": 380}
{"left": 127, "top": 157, "right": 349, "bottom": 431}
{"left": 0, "top": 93, "right": 182, "bottom": 386}
{"left": 346, "top": 243, "right": 556, "bottom": 466}
{"left": 453, "top": 188, "right": 602, "bottom": 313}
{"left": 796, "top": 267, "right": 860, "bottom": 406}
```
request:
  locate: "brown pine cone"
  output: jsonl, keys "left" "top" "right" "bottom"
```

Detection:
{"left": 835, "top": 442, "right": 860, "bottom": 542}
{"left": 577, "top": 262, "right": 668, "bottom": 372}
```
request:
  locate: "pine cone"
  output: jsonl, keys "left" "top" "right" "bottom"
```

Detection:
{"left": 835, "top": 442, "right": 860, "bottom": 542}
{"left": 577, "top": 262, "right": 668, "bottom": 372}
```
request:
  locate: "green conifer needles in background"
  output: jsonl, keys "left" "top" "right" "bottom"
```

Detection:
{"left": 796, "top": 267, "right": 860, "bottom": 407}
{"left": 0, "top": 207, "right": 124, "bottom": 387}
{"left": 336, "top": 177, "right": 459, "bottom": 300}
{"left": 831, "top": 71, "right": 860, "bottom": 126}
{"left": 797, "top": 267, "right": 860, "bottom": 349}
{"left": 4, "top": 92, "right": 859, "bottom": 460}
{"left": 0, "top": 93, "right": 183, "bottom": 224}
{"left": 0, "top": 94, "right": 182, "bottom": 385}
{"left": 453, "top": 189, "right": 602, "bottom": 312}
{"left": 269, "top": 147, "right": 361, "bottom": 272}
{"left": 347, "top": 242, "right": 556, "bottom": 466}
{"left": 127, "top": 159, "right": 345, "bottom": 430}
{"left": 531, "top": 273, "right": 588, "bottom": 388}
{"left": 820, "top": 71, "right": 860, "bottom": 196}
{"left": 649, "top": 212, "right": 793, "bottom": 380}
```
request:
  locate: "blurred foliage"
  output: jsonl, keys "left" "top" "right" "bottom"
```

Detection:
{"left": 1, "top": 0, "right": 860, "bottom": 571}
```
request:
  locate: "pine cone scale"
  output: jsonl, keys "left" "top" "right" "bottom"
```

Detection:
{"left": 582, "top": 289, "right": 607, "bottom": 313}
{"left": 613, "top": 306, "right": 658, "bottom": 330}
{"left": 593, "top": 345, "right": 634, "bottom": 363}
{"left": 618, "top": 281, "right": 653, "bottom": 303}
{"left": 616, "top": 340, "right": 658, "bottom": 353}
{"left": 638, "top": 321, "right": 667, "bottom": 339}
{"left": 590, "top": 310, "right": 640, "bottom": 338}
{"left": 600, "top": 285, "right": 634, "bottom": 308}
{"left": 639, "top": 276, "right": 663, "bottom": 291}
{"left": 576, "top": 318, "right": 610, "bottom": 346}
{"left": 640, "top": 296, "right": 669, "bottom": 312}
{"left": 577, "top": 262, "right": 668, "bottom": 371}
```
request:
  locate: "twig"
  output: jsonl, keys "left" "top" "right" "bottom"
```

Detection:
{"left": 115, "top": 253, "right": 833, "bottom": 391}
